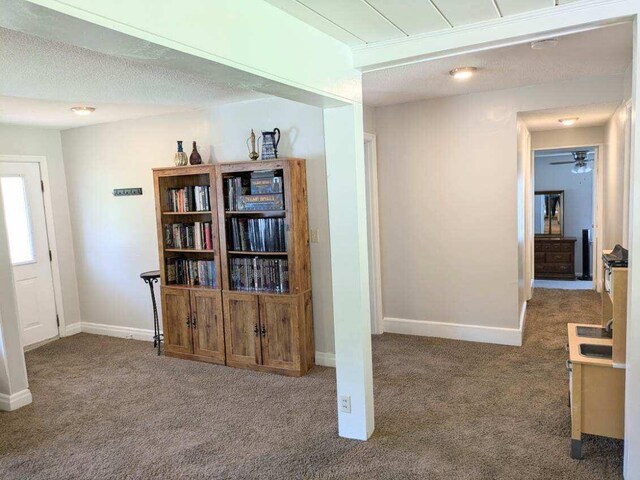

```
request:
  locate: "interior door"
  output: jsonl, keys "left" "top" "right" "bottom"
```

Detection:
{"left": 259, "top": 294, "right": 300, "bottom": 372}
{"left": 191, "top": 289, "right": 225, "bottom": 363}
{"left": 0, "top": 161, "right": 58, "bottom": 346}
{"left": 160, "top": 287, "right": 192, "bottom": 354}
{"left": 223, "top": 292, "right": 260, "bottom": 367}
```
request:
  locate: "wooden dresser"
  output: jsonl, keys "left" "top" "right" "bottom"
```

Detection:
{"left": 534, "top": 237, "right": 576, "bottom": 280}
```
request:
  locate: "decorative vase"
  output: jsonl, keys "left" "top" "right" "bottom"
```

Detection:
{"left": 174, "top": 141, "right": 188, "bottom": 166}
{"left": 189, "top": 141, "right": 202, "bottom": 165}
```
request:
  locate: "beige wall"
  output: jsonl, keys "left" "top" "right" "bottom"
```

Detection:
{"left": 531, "top": 126, "right": 605, "bottom": 150}
{"left": 363, "top": 105, "right": 376, "bottom": 134}
{"left": 0, "top": 125, "right": 82, "bottom": 330}
{"left": 61, "top": 98, "right": 336, "bottom": 354}
{"left": 374, "top": 75, "right": 624, "bottom": 336}
{"left": 604, "top": 101, "right": 632, "bottom": 250}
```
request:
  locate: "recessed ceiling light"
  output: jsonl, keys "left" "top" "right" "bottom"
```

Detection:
{"left": 559, "top": 117, "right": 579, "bottom": 126}
{"left": 531, "top": 38, "right": 559, "bottom": 50}
{"left": 449, "top": 67, "right": 477, "bottom": 80}
{"left": 71, "top": 106, "right": 96, "bottom": 116}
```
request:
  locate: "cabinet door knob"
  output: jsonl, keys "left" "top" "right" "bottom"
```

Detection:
{"left": 253, "top": 324, "right": 259, "bottom": 336}
{"left": 192, "top": 315, "right": 197, "bottom": 328}
{"left": 186, "top": 315, "right": 191, "bottom": 327}
{"left": 261, "top": 325, "right": 266, "bottom": 337}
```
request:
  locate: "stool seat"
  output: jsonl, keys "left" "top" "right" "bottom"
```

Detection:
{"left": 140, "top": 270, "right": 160, "bottom": 280}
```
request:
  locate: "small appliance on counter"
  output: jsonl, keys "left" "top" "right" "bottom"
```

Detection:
{"left": 603, "top": 244, "right": 628, "bottom": 268}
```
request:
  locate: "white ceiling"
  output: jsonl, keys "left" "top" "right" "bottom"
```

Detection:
{"left": 363, "top": 23, "right": 632, "bottom": 106}
{"left": 265, "top": 0, "right": 582, "bottom": 46}
{"left": 0, "top": 27, "right": 265, "bottom": 129}
{"left": 520, "top": 103, "right": 620, "bottom": 131}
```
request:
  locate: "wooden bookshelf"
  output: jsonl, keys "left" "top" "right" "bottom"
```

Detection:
{"left": 153, "top": 160, "right": 314, "bottom": 377}
{"left": 216, "top": 158, "right": 314, "bottom": 376}
{"left": 153, "top": 165, "right": 224, "bottom": 365}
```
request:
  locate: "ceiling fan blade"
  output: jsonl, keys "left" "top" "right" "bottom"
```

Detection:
{"left": 549, "top": 161, "right": 576, "bottom": 165}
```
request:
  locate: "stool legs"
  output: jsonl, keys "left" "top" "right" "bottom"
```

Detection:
{"left": 145, "top": 278, "right": 162, "bottom": 355}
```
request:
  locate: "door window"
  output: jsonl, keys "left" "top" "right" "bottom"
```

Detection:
{"left": 1, "top": 176, "right": 36, "bottom": 265}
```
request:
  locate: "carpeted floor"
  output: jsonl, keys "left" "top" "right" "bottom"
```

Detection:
{"left": 0, "top": 288, "right": 623, "bottom": 479}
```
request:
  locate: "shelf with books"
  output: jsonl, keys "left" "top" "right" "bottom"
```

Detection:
{"left": 216, "top": 158, "right": 310, "bottom": 297}
{"left": 153, "top": 165, "right": 221, "bottom": 292}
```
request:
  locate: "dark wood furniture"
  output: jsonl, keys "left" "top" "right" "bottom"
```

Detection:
{"left": 534, "top": 237, "right": 576, "bottom": 280}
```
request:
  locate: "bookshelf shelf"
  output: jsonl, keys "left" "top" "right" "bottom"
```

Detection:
{"left": 225, "top": 210, "right": 285, "bottom": 217}
{"left": 162, "top": 211, "right": 212, "bottom": 215}
{"left": 227, "top": 251, "right": 287, "bottom": 256}
{"left": 164, "top": 248, "right": 216, "bottom": 253}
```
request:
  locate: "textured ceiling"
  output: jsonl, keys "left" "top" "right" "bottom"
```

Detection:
{"left": 265, "top": 0, "right": 582, "bottom": 46}
{"left": 363, "top": 23, "right": 632, "bottom": 106}
{"left": 520, "top": 103, "right": 620, "bottom": 132}
{"left": 0, "top": 27, "right": 265, "bottom": 129}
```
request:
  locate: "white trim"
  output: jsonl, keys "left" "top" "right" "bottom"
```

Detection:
{"left": 0, "top": 154, "right": 69, "bottom": 339}
{"left": 81, "top": 322, "right": 157, "bottom": 342}
{"left": 0, "top": 388, "right": 32, "bottom": 411}
{"left": 353, "top": 0, "right": 637, "bottom": 70}
{"left": 364, "top": 132, "right": 384, "bottom": 335}
{"left": 383, "top": 315, "right": 524, "bottom": 347}
{"left": 519, "top": 301, "right": 527, "bottom": 345}
{"left": 315, "top": 351, "right": 336, "bottom": 367}
{"left": 61, "top": 322, "right": 81, "bottom": 336}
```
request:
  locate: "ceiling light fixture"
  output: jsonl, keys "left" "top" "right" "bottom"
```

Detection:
{"left": 558, "top": 117, "right": 578, "bottom": 127}
{"left": 71, "top": 106, "right": 96, "bottom": 116}
{"left": 531, "top": 38, "right": 559, "bottom": 50}
{"left": 449, "top": 67, "right": 477, "bottom": 80}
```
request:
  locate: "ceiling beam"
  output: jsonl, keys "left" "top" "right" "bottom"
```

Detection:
{"left": 353, "top": 0, "right": 639, "bottom": 72}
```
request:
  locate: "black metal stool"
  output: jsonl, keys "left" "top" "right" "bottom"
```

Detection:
{"left": 140, "top": 270, "right": 162, "bottom": 355}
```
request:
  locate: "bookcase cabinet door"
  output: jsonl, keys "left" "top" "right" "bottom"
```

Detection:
{"left": 259, "top": 295, "right": 300, "bottom": 372}
{"left": 223, "top": 293, "right": 261, "bottom": 367}
{"left": 191, "top": 290, "right": 225, "bottom": 363}
{"left": 161, "top": 287, "right": 193, "bottom": 355}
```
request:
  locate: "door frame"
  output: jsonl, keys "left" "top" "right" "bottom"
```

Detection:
{"left": 0, "top": 155, "right": 66, "bottom": 339}
{"left": 529, "top": 144, "right": 603, "bottom": 291}
{"left": 364, "top": 133, "right": 384, "bottom": 335}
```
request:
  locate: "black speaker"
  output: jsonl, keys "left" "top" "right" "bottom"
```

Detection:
{"left": 578, "top": 229, "right": 592, "bottom": 281}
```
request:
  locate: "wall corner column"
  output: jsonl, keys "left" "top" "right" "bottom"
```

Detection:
{"left": 323, "top": 102, "right": 375, "bottom": 440}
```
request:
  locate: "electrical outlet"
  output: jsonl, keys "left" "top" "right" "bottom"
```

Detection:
{"left": 310, "top": 228, "right": 319, "bottom": 243}
{"left": 339, "top": 395, "right": 351, "bottom": 414}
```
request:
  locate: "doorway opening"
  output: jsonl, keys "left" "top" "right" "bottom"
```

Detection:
{"left": 532, "top": 146, "right": 597, "bottom": 290}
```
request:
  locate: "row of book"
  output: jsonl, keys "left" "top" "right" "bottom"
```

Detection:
{"left": 229, "top": 257, "right": 289, "bottom": 293}
{"left": 166, "top": 259, "right": 217, "bottom": 287}
{"left": 164, "top": 222, "right": 213, "bottom": 250}
{"left": 228, "top": 218, "right": 286, "bottom": 252}
{"left": 225, "top": 176, "right": 284, "bottom": 211}
{"left": 166, "top": 185, "right": 211, "bottom": 212}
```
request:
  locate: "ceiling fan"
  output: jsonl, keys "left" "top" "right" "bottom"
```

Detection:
{"left": 548, "top": 150, "right": 593, "bottom": 174}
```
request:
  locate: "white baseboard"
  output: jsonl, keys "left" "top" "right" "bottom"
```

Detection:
{"left": 383, "top": 314, "right": 524, "bottom": 347}
{"left": 61, "top": 322, "right": 81, "bottom": 336}
{"left": 519, "top": 302, "right": 527, "bottom": 345}
{"left": 315, "top": 351, "right": 335, "bottom": 367}
{"left": 0, "top": 388, "right": 32, "bottom": 411}
{"left": 79, "top": 322, "right": 336, "bottom": 367}
{"left": 81, "top": 322, "right": 157, "bottom": 342}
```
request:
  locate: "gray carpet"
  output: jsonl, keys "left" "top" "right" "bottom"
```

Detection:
{"left": 0, "top": 288, "right": 623, "bottom": 479}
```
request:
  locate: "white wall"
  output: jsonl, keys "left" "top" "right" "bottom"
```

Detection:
{"left": 363, "top": 105, "right": 376, "bottom": 134}
{"left": 0, "top": 125, "right": 82, "bottom": 330}
{"left": 61, "top": 97, "right": 336, "bottom": 354}
{"left": 534, "top": 153, "right": 594, "bottom": 275}
{"left": 531, "top": 126, "right": 605, "bottom": 150}
{"left": 604, "top": 101, "right": 632, "bottom": 250}
{"left": 375, "top": 75, "right": 624, "bottom": 342}
{"left": 517, "top": 120, "right": 532, "bottom": 309}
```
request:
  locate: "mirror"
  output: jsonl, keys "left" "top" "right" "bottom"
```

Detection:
{"left": 534, "top": 190, "right": 564, "bottom": 237}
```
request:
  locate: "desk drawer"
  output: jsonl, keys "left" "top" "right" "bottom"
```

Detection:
{"left": 548, "top": 252, "right": 572, "bottom": 263}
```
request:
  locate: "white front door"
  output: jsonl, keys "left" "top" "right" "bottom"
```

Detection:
{"left": 0, "top": 161, "right": 58, "bottom": 346}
